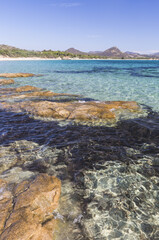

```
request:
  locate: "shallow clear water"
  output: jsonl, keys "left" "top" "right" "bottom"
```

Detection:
{"left": 0, "top": 60, "right": 159, "bottom": 239}
{"left": 0, "top": 60, "right": 159, "bottom": 111}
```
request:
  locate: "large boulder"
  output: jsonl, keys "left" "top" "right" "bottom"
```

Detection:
{"left": 0, "top": 174, "right": 61, "bottom": 240}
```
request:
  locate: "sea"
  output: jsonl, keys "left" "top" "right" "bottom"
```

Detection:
{"left": 0, "top": 59, "right": 159, "bottom": 111}
{"left": 0, "top": 60, "right": 159, "bottom": 240}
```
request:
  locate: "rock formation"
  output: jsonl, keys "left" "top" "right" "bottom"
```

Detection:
{"left": 1, "top": 98, "right": 143, "bottom": 123}
{"left": 15, "top": 85, "right": 41, "bottom": 92}
{"left": 0, "top": 79, "right": 15, "bottom": 85}
{"left": 0, "top": 73, "right": 35, "bottom": 78}
{"left": 0, "top": 174, "right": 61, "bottom": 240}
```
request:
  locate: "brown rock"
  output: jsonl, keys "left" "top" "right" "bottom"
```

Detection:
{"left": 69, "top": 102, "right": 116, "bottom": 121}
{"left": 15, "top": 85, "right": 41, "bottom": 92}
{"left": 0, "top": 174, "right": 61, "bottom": 240}
{"left": 14, "top": 90, "right": 60, "bottom": 98}
{"left": 0, "top": 180, "right": 13, "bottom": 234}
{"left": 0, "top": 73, "right": 35, "bottom": 78}
{"left": 0, "top": 89, "right": 79, "bottom": 100}
{"left": 103, "top": 101, "right": 140, "bottom": 111}
{"left": 1, "top": 99, "right": 141, "bottom": 123}
{"left": 0, "top": 79, "right": 15, "bottom": 85}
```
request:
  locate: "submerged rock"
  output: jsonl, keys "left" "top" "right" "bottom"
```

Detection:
{"left": 0, "top": 86, "right": 80, "bottom": 100}
{"left": 0, "top": 73, "right": 35, "bottom": 78}
{"left": 0, "top": 79, "right": 15, "bottom": 85}
{"left": 0, "top": 174, "right": 61, "bottom": 240}
{"left": 15, "top": 85, "right": 41, "bottom": 92}
{"left": 1, "top": 98, "right": 143, "bottom": 124}
{"left": 0, "top": 84, "right": 144, "bottom": 125}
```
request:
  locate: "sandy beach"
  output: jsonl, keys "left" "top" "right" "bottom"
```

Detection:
{"left": 0, "top": 57, "right": 59, "bottom": 61}
{"left": 0, "top": 57, "right": 158, "bottom": 61}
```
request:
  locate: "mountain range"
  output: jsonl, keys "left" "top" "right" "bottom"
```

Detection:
{"left": 0, "top": 44, "right": 159, "bottom": 59}
{"left": 66, "top": 47, "right": 159, "bottom": 59}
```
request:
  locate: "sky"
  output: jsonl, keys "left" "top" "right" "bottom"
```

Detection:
{"left": 0, "top": 0, "right": 159, "bottom": 53}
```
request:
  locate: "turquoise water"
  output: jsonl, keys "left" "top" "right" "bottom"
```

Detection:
{"left": 0, "top": 60, "right": 159, "bottom": 111}
{"left": 0, "top": 60, "right": 159, "bottom": 240}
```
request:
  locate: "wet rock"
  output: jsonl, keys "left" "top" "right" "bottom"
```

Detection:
{"left": 15, "top": 85, "right": 41, "bottom": 92}
{"left": 141, "top": 223, "right": 153, "bottom": 234}
{"left": 1, "top": 167, "right": 35, "bottom": 183}
{"left": 2, "top": 99, "right": 143, "bottom": 124}
{"left": 0, "top": 73, "right": 35, "bottom": 78}
{"left": 109, "top": 208, "right": 127, "bottom": 221}
{"left": 0, "top": 79, "right": 15, "bottom": 85}
{"left": 0, "top": 174, "right": 61, "bottom": 240}
{"left": 0, "top": 140, "right": 40, "bottom": 174}
{"left": 153, "top": 231, "right": 159, "bottom": 240}
{"left": 108, "top": 230, "right": 123, "bottom": 239}
{"left": 17, "top": 90, "right": 60, "bottom": 97}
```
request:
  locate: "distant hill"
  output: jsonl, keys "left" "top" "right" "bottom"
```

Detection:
{"left": 0, "top": 44, "right": 159, "bottom": 59}
{"left": 88, "top": 51, "right": 103, "bottom": 55}
{"left": 0, "top": 44, "right": 17, "bottom": 50}
{"left": 101, "top": 47, "right": 125, "bottom": 58}
{"left": 66, "top": 47, "right": 126, "bottom": 58}
{"left": 124, "top": 51, "right": 144, "bottom": 58}
{"left": 66, "top": 46, "right": 159, "bottom": 59}
{"left": 0, "top": 45, "right": 79, "bottom": 59}
{"left": 151, "top": 52, "right": 159, "bottom": 57}
{"left": 65, "top": 48, "right": 87, "bottom": 55}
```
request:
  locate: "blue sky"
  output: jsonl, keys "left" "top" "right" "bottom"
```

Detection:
{"left": 0, "top": 0, "right": 159, "bottom": 52}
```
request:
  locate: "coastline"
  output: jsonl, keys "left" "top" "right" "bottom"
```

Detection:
{"left": 0, "top": 57, "right": 58, "bottom": 61}
{"left": 0, "top": 57, "right": 159, "bottom": 61}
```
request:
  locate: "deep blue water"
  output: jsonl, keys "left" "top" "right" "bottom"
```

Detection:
{"left": 0, "top": 60, "right": 159, "bottom": 111}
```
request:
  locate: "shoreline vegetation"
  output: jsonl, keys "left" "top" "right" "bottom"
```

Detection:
{"left": 0, "top": 44, "right": 159, "bottom": 60}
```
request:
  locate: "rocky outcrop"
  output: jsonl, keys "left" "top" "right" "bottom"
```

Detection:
{"left": 0, "top": 79, "right": 15, "bottom": 85}
{"left": 15, "top": 85, "right": 41, "bottom": 92}
{"left": 2, "top": 99, "right": 142, "bottom": 123}
{"left": 0, "top": 86, "right": 79, "bottom": 100}
{"left": 0, "top": 174, "right": 61, "bottom": 240}
{"left": 0, "top": 81, "right": 145, "bottom": 124}
{"left": 0, "top": 73, "right": 35, "bottom": 78}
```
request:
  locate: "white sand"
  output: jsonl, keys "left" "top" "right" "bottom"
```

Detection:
{"left": 0, "top": 57, "right": 59, "bottom": 61}
{"left": 0, "top": 57, "right": 158, "bottom": 61}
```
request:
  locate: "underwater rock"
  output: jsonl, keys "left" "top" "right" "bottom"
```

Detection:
{"left": 0, "top": 140, "right": 40, "bottom": 174}
{"left": 0, "top": 73, "right": 35, "bottom": 78}
{"left": 15, "top": 85, "right": 41, "bottom": 92}
{"left": 1, "top": 99, "right": 143, "bottom": 123}
{"left": 0, "top": 86, "right": 80, "bottom": 100}
{"left": 0, "top": 79, "right": 15, "bottom": 85}
{"left": 0, "top": 174, "right": 61, "bottom": 240}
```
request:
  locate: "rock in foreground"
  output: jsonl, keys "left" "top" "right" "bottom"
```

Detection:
{"left": 0, "top": 174, "right": 61, "bottom": 240}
